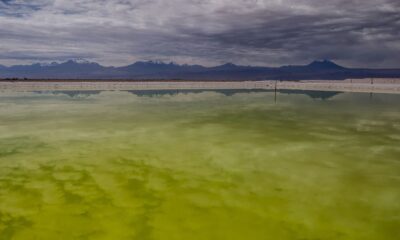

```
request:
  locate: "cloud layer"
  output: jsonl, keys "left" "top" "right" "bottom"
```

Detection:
{"left": 1, "top": 0, "right": 399, "bottom": 67}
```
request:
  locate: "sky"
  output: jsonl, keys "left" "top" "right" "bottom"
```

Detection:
{"left": 0, "top": 0, "right": 399, "bottom": 67}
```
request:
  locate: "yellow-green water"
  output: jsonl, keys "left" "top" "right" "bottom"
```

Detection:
{"left": 0, "top": 90, "right": 399, "bottom": 240}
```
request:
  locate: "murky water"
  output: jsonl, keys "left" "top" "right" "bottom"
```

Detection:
{"left": 0, "top": 90, "right": 399, "bottom": 239}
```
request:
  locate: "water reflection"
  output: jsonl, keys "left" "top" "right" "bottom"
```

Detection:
{"left": 0, "top": 90, "right": 399, "bottom": 239}
{"left": 31, "top": 89, "right": 343, "bottom": 100}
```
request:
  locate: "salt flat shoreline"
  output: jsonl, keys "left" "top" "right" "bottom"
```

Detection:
{"left": 1, "top": 79, "right": 400, "bottom": 94}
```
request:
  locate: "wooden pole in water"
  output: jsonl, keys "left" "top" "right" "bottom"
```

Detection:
{"left": 274, "top": 79, "right": 278, "bottom": 103}
{"left": 370, "top": 78, "right": 374, "bottom": 101}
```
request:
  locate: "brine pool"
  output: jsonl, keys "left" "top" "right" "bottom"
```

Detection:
{"left": 0, "top": 90, "right": 399, "bottom": 239}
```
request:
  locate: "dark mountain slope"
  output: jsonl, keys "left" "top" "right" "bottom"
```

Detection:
{"left": 1, "top": 59, "right": 399, "bottom": 80}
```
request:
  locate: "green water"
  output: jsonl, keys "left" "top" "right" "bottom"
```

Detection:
{"left": 0, "top": 90, "right": 399, "bottom": 240}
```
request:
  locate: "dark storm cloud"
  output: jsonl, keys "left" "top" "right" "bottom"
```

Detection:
{"left": 0, "top": 0, "right": 399, "bottom": 67}
{"left": 190, "top": 7, "right": 400, "bottom": 66}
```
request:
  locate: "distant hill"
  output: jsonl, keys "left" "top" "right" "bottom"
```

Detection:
{"left": 1, "top": 59, "right": 400, "bottom": 80}
{"left": 306, "top": 60, "right": 346, "bottom": 70}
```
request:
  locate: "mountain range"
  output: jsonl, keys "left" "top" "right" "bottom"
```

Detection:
{"left": 1, "top": 59, "right": 400, "bottom": 80}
